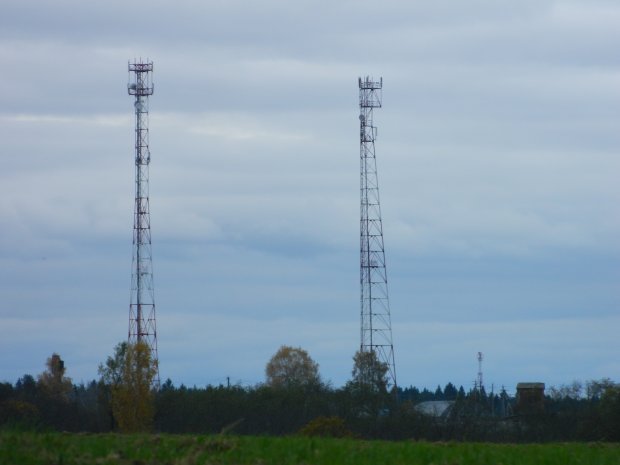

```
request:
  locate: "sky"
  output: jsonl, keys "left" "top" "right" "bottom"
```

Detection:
{"left": 0, "top": 0, "right": 618, "bottom": 394}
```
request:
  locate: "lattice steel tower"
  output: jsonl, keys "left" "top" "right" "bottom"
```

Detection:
{"left": 476, "top": 352, "right": 484, "bottom": 393}
{"left": 127, "top": 60, "right": 159, "bottom": 387}
{"left": 358, "top": 76, "right": 397, "bottom": 390}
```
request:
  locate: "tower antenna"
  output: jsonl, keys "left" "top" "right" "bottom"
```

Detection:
{"left": 127, "top": 59, "right": 159, "bottom": 387}
{"left": 358, "top": 76, "right": 397, "bottom": 390}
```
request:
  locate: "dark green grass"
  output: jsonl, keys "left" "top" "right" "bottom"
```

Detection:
{"left": 1, "top": 430, "right": 619, "bottom": 465}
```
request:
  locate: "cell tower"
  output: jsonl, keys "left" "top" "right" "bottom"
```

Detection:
{"left": 358, "top": 76, "right": 397, "bottom": 390}
{"left": 127, "top": 60, "right": 159, "bottom": 387}
{"left": 476, "top": 352, "right": 484, "bottom": 393}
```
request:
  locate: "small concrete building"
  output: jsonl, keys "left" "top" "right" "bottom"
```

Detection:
{"left": 516, "top": 382, "right": 545, "bottom": 413}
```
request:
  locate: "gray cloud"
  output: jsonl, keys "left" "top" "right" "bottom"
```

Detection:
{"left": 0, "top": 0, "right": 618, "bottom": 389}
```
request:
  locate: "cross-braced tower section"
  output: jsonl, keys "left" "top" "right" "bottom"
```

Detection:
{"left": 127, "top": 60, "right": 159, "bottom": 387}
{"left": 476, "top": 352, "right": 484, "bottom": 393}
{"left": 359, "top": 76, "right": 397, "bottom": 390}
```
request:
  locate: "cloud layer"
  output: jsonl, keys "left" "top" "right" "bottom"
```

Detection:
{"left": 0, "top": 0, "right": 618, "bottom": 391}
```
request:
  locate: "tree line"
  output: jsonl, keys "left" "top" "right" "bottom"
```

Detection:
{"left": 1, "top": 344, "right": 619, "bottom": 442}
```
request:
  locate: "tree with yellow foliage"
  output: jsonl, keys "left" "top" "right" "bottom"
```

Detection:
{"left": 99, "top": 341, "right": 157, "bottom": 432}
{"left": 38, "top": 353, "right": 72, "bottom": 401}
{"left": 265, "top": 345, "right": 321, "bottom": 389}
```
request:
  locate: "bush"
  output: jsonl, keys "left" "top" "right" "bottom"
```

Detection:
{"left": 299, "top": 416, "right": 352, "bottom": 438}
{"left": 0, "top": 400, "right": 40, "bottom": 426}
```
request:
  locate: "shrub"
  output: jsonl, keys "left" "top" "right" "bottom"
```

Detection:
{"left": 299, "top": 416, "right": 352, "bottom": 438}
{"left": 0, "top": 400, "right": 40, "bottom": 426}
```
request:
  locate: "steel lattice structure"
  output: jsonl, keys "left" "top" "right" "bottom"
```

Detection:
{"left": 127, "top": 60, "right": 159, "bottom": 387}
{"left": 358, "top": 76, "right": 397, "bottom": 390}
{"left": 476, "top": 352, "right": 484, "bottom": 393}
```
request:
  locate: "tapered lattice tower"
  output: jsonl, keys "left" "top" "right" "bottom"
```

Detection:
{"left": 359, "top": 76, "right": 397, "bottom": 390}
{"left": 127, "top": 60, "right": 159, "bottom": 387}
{"left": 476, "top": 352, "right": 484, "bottom": 393}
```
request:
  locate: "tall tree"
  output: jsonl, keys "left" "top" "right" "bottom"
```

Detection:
{"left": 350, "top": 350, "right": 389, "bottom": 393}
{"left": 265, "top": 345, "right": 321, "bottom": 389}
{"left": 444, "top": 382, "right": 458, "bottom": 400}
{"left": 99, "top": 341, "right": 157, "bottom": 432}
{"left": 345, "top": 350, "right": 393, "bottom": 423}
{"left": 599, "top": 383, "right": 620, "bottom": 440}
{"left": 98, "top": 342, "right": 127, "bottom": 387}
{"left": 38, "top": 353, "right": 72, "bottom": 401}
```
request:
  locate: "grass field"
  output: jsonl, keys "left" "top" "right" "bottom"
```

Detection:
{"left": 1, "top": 430, "right": 619, "bottom": 465}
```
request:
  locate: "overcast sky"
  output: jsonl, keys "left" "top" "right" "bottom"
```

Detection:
{"left": 1, "top": 0, "right": 619, "bottom": 393}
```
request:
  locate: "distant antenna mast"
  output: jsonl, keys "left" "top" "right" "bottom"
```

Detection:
{"left": 358, "top": 76, "right": 397, "bottom": 390}
{"left": 477, "top": 352, "right": 484, "bottom": 393}
{"left": 127, "top": 59, "right": 159, "bottom": 387}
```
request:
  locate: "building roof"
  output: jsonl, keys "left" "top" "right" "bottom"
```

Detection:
{"left": 414, "top": 401, "right": 455, "bottom": 418}
{"left": 517, "top": 382, "right": 545, "bottom": 390}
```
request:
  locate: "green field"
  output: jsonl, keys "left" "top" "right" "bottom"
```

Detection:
{"left": 1, "top": 430, "right": 619, "bottom": 465}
